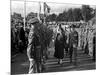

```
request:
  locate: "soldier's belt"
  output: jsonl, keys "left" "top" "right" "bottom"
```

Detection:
{"left": 35, "top": 46, "right": 41, "bottom": 48}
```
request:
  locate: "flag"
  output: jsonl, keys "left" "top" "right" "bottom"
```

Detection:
{"left": 44, "top": 2, "right": 50, "bottom": 16}
{"left": 43, "top": 2, "right": 50, "bottom": 24}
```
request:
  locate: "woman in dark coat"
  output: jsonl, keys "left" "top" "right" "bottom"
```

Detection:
{"left": 54, "top": 33, "right": 65, "bottom": 64}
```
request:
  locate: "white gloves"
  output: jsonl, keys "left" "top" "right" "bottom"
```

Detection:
{"left": 29, "top": 58, "right": 34, "bottom": 62}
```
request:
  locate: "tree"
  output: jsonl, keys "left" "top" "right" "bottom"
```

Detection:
{"left": 56, "top": 13, "right": 63, "bottom": 21}
{"left": 56, "top": 11, "right": 68, "bottom": 22}
{"left": 92, "top": 8, "right": 96, "bottom": 18}
{"left": 72, "top": 8, "right": 83, "bottom": 21}
{"left": 81, "top": 5, "right": 94, "bottom": 22}
{"left": 67, "top": 8, "right": 74, "bottom": 22}
{"left": 56, "top": 8, "right": 74, "bottom": 22}
{"left": 46, "top": 13, "right": 57, "bottom": 22}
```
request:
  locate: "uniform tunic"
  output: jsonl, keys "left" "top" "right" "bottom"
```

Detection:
{"left": 69, "top": 30, "right": 78, "bottom": 63}
{"left": 27, "top": 27, "right": 41, "bottom": 73}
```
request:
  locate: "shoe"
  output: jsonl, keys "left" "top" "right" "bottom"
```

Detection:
{"left": 58, "top": 61, "right": 60, "bottom": 64}
{"left": 59, "top": 59, "right": 63, "bottom": 64}
{"left": 57, "top": 59, "right": 60, "bottom": 64}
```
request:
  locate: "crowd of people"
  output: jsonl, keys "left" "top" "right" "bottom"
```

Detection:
{"left": 11, "top": 22, "right": 29, "bottom": 55}
{"left": 11, "top": 17, "right": 96, "bottom": 74}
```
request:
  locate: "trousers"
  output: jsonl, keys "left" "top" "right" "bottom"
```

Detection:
{"left": 28, "top": 59, "right": 37, "bottom": 74}
{"left": 69, "top": 45, "right": 77, "bottom": 65}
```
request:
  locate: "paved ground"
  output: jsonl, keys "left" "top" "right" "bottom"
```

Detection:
{"left": 11, "top": 48, "right": 96, "bottom": 75}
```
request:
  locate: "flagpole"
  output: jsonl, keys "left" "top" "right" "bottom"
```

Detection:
{"left": 44, "top": 2, "right": 46, "bottom": 25}
{"left": 43, "top": 2, "right": 50, "bottom": 25}
{"left": 37, "top": 2, "right": 41, "bottom": 22}
{"left": 24, "top": 0, "right": 26, "bottom": 30}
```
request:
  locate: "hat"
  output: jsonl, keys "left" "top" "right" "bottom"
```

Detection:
{"left": 28, "top": 18, "right": 39, "bottom": 24}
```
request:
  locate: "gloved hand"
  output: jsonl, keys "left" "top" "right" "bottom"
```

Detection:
{"left": 29, "top": 58, "right": 34, "bottom": 62}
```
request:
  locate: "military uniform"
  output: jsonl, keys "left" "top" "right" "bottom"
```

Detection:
{"left": 69, "top": 29, "right": 78, "bottom": 65}
{"left": 27, "top": 18, "right": 42, "bottom": 73}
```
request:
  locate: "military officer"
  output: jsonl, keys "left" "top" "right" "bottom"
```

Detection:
{"left": 27, "top": 18, "right": 41, "bottom": 73}
{"left": 69, "top": 24, "right": 78, "bottom": 65}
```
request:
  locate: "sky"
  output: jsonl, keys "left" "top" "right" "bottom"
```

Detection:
{"left": 11, "top": 0, "right": 96, "bottom": 17}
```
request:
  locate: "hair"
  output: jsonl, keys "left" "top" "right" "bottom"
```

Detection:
{"left": 57, "top": 33, "right": 60, "bottom": 37}
{"left": 56, "top": 33, "right": 61, "bottom": 41}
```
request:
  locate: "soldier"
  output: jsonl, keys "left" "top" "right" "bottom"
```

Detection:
{"left": 27, "top": 18, "right": 41, "bottom": 73}
{"left": 64, "top": 30, "right": 69, "bottom": 56}
{"left": 69, "top": 24, "right": 78, "bottom": 65}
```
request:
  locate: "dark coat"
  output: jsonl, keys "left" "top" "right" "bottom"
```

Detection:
{"left": 19, "top": 27, "right": 25, "bottom": 42}
{"left": 54, "top": 35, "right": 65, "bottom": 59}
{"left": 93, "top": 36, "right": 96, "bottom": 60}
{"left": 18, "top": 27, "right": 26, "bottom": 51}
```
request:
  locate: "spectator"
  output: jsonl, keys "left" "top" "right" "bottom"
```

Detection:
{"left": 18, "top": 23, "right": 26, "bottom": 53}
{"left": 54, "top": 33, "right": 65, "bottom": 64}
